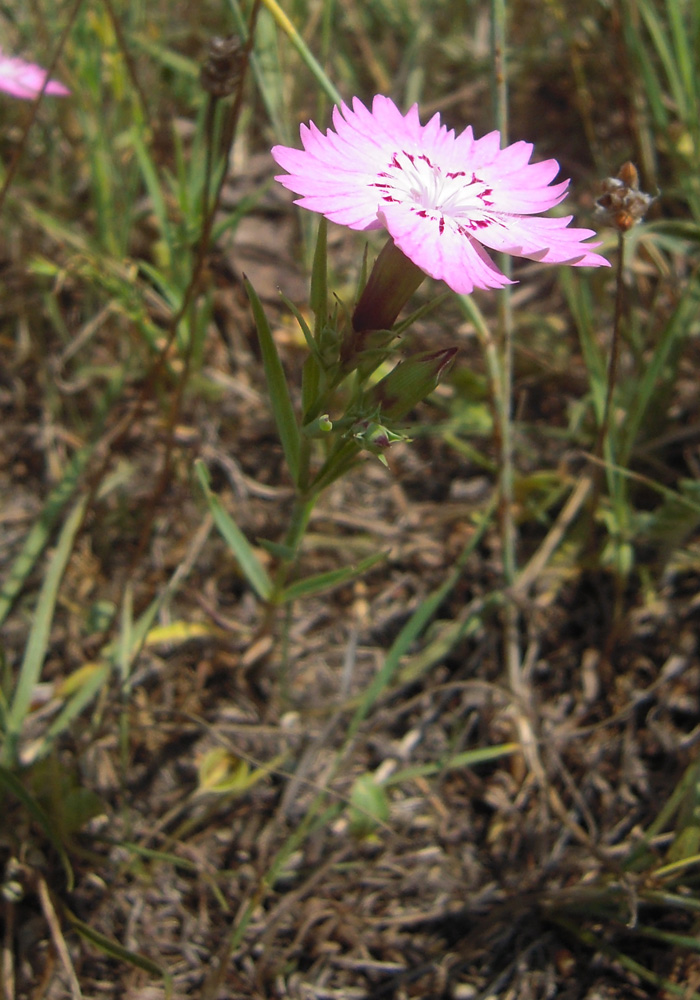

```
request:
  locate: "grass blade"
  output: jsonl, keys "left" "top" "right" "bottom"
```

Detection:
{"left": 244, "top": 276, "right": 301, "bottom": 485}
{"left": 0, "top": 445, "right": 93, "bottom": 628}
{"left": 347, "top": 499, "right": 497, "bottom": 740}
{"left": 63, "top": 906, "right": 173, "bottom": 997}
{"left": 3, "top": 497, "right": 88, "bottom": 767}
{"left": 258, "top": 0, "right": 343, "bottom": 106}
{"left": 279, "top": 550, "right": 387, "bottom": 603}
{"left": 195, "top": 460, "right": 273, "bottom": 601}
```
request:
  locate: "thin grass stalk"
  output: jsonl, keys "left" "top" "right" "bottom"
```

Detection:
{"left": 257, "top": 0, "right": 342, "bottom": 106}
{"left": 3, "top": 496, "right": 89, "bottom": 767}
{"left": 489, "top": 0, "right": 522, "bottom": 701}
{"left": 101, "top": 0, "right": 151, "bottom": 122}
{"left": 590, "top": 230, "right": 628, "bottom": 619}
{"left": 595, "top": 231, "right": 626, "bottom": 478}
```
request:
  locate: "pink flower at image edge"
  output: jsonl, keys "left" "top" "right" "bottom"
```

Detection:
{"left": 0, "top": 48, "right": 69, "bottom": 100}
{"left": 272, "top": 95, "right": 609, "bottom": 296}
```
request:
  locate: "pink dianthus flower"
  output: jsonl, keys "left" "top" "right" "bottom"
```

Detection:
{"left": 0, "top": 48, "right": 69, "bottom": 100}
{"left": 272, "top": 95, "right": 608, "bottom": 296}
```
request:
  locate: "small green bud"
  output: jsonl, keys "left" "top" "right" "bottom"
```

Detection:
{"left": 303, "top": 413, "right": 333, "bottom": 436}
{"left": 352, "top": 420, "right": 409, "bottom": 464}
{"left": 368, "top": 347, "right": 458, "bottom": 420}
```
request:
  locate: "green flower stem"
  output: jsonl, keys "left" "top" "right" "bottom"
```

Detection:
{"left": 268, "top": 432, "right": 365, "bottom": 602}
{"left": 269, "top": 492, "right": 317, "bottom": 602}
{"left": 296, "top": 434, "right": 312, "bottom": 494}
{"left": 283, "top": 493, "right": 317, "bottom": 557}
{"left": 308, "top": 438, "right": 362, "bottom": 496}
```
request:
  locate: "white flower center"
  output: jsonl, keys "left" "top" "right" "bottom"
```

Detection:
{"left": 371, "top": 150, "right": 495, "bottom": 230}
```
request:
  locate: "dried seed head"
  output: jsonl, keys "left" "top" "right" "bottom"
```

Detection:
{"left": 595, "top": 161, "right": 655, "bottom": 232}
{"left": 200, "top": 35, "right": 244, "bottom": 98}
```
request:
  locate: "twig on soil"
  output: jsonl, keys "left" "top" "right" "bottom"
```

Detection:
{"left": 37, "top": 875, "right": 83, "bottom": 1000}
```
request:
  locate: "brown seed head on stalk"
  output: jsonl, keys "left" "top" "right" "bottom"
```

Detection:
{"left": 595, "top": 161, "right": 655, "bottom": 232}
{"left": 200, "top": 35, "right": 245, "bottom": 98}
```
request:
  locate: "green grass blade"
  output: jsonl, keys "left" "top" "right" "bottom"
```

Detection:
{"left": 387, "top": 743, "right": 519, "bottom": 785}
{"left": 31, "top": 666, "right": 111, "bottom": 763}
{"left": 666, "top": 0, "right": 699, "bottom": 121}
{"left": 258, "top": 0, "right": 343, "bottom": 107}
{"left": 637, "top": 0, "right": 688, "bottom": 121}
{"left": 0, "top": 444, "right": 93, "bottom": 628}
{"left": 224, "top": 0, "right": 289, "bottom": 141}
{"left": 195, "top": 460, "right": 273, "bottom": 601}
{"left": 279, "top": 550, "right": 387, "bottom": 603}
{"left": 3, "top": 497, "right": 88, "bottom": 767}
{"left": 622, "top": 3, "right": 669, "bottom": 131}
{"left": 244, "top": 277, "right": 301, "bottom": 485}
{"left": 347, "top": 499, "right": 497, "bottom": 740}
{"left": 636, "top": 923, "right": 700, "bottom": 954}
{"left": 63, "top": 906, "right": 173, "bottom": 997}
{"left": 560, "top": 270, "right": 607, "bottom": 421}
{"left": 619, "top": 279, "right": 699, "bottom": 461}
{"left": 310, "top": 217, "right": 328, "bottom": 327}
{"left": 550, "top": 916, "right": 700, "bottom": 1000}
{"left": 130, "top": 125, "right": 173, "bottom": 262}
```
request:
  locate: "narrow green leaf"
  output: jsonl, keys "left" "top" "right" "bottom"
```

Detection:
{"left": 310, "top": 217, "right": 328, "bottom": 329}
{"left": 244, "top": 277, "right": 301, "bottom": 485}
{"left": 301, "top": 353, "right": 322, "bottom": 420}
{"left": 636, "top": 922, "right": 700, "bottom": 955}
{"left": 619, "top": 281, "right": 699, "bottom": 461}
{"left": 4, "top": 497, "right": 88, "bottom": 767}
{"left": 666, "top": 0, "right": 698, "bottom": 121}
{"left": 560, "top": 269, "right": 607, "bottom": 421}
{"left": 347, "top": 499, "right": 497, "bottom": 740}
{"left": 257, "top": 0, "right": 343, "bottom": 106}
{"left": 0, "top": 444, "right": 93, "bottom": 628}
{"left": 32, "top": 666, "right": 110, "bottom": 762}
{"left": 118, "top": 584, "right": 134, "bottom": 686}
{"left": 224, "top": 0, "right": 290, "bottom": 142}
{"left": 195, "top": 461, "right": 273, "bottom": 601}
{"left": 387, "top": 743, "right": 519, "bottom": 785}
{"left": 280, "top": 294, "right": 324, "bottom": 366}
{"left": 130, "top": 126, "right": 173, "bottom": 258}
{"left": 256, "top": 538, "right": 296, "bottom": 561}
{"left": 129, "top": 34, "right": 199, "bottom": 78}
{"left": 279, "top": 550, "right": 387, "bottom": 603}
{"left": 622, "top": 3, "right": 669, "bottom": 129}
{"left": 637, "top": 0, "right": 688, "bottom": 122}
{"left": 63, "top": 907, "right": 173, "bottom": 996}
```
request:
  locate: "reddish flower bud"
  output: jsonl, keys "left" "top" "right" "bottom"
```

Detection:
{"left": 351, "top": 238, "right": 427, "bottom": 333}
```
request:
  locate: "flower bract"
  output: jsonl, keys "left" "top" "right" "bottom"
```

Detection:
{"left": 272, "top": 95, "right": 609, "bottom": 295}
{"left": 0, "top": 49, "right": 70, "bottom": 100}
